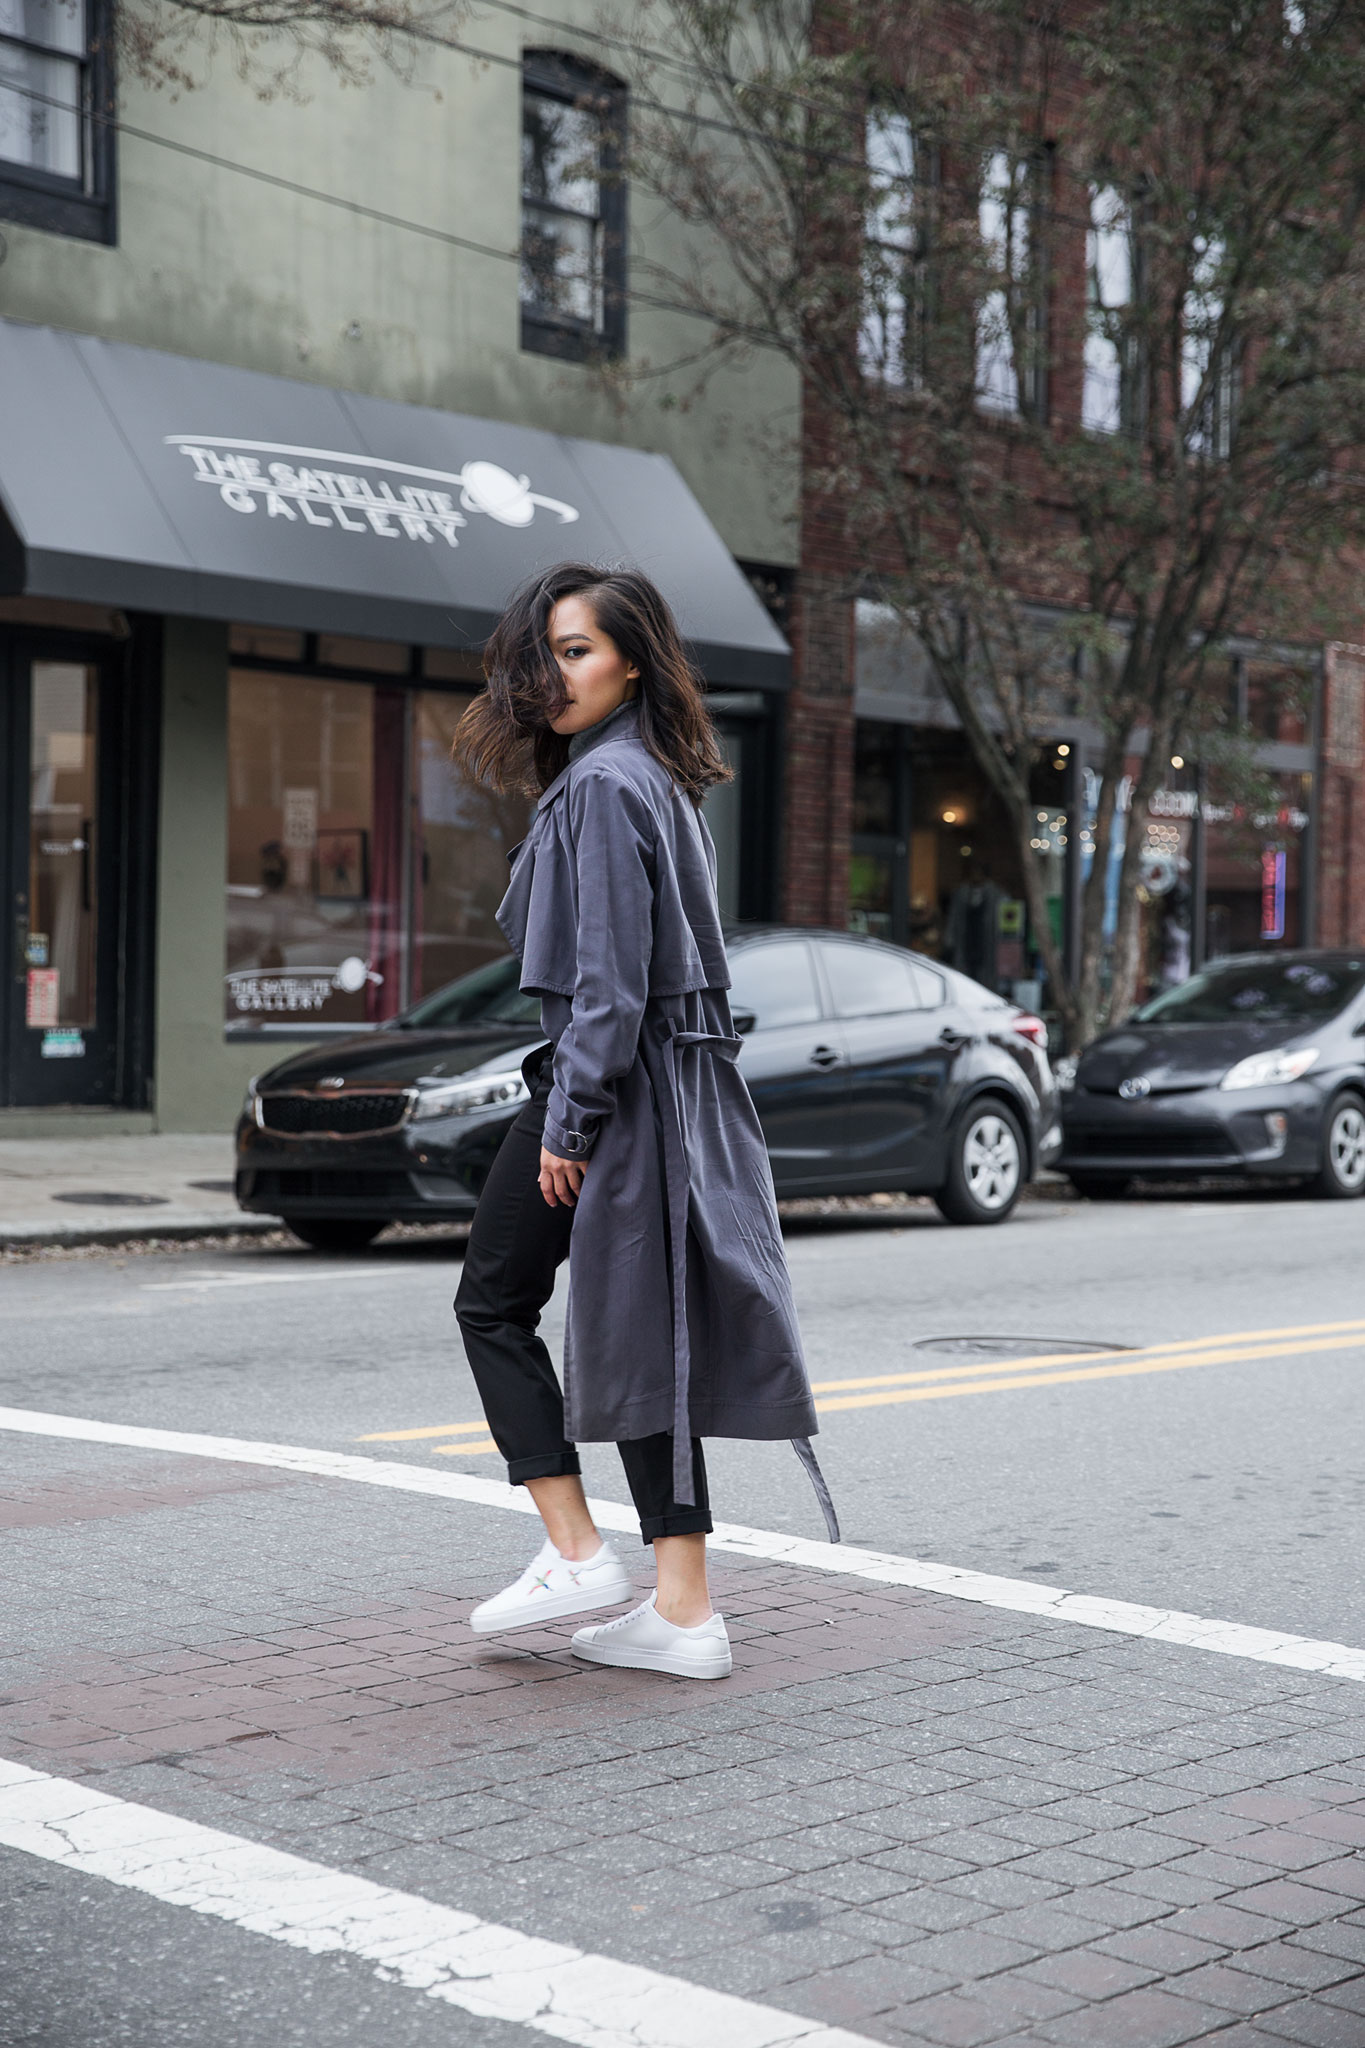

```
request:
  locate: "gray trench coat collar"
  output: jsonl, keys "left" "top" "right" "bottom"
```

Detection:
{"left": 539, "top": 697, "right": 642, "bottom": 809}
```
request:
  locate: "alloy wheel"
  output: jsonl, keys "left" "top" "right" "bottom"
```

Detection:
{"left": 963, "top": 1113, "right": 1022, "bottom": 1212}
{"left": 1329, "top": 1104, "right": 1365, "bottom": 1190}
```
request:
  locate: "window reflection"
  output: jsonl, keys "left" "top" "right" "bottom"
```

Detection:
{"left": 226, "top": 672, "right": 531, "bottom": 1033}
{"left": 412, "top": 691, "right": 531, "bottom": 999}
{"left": 28, "top": 661, "right": 97, "bottom": 1031}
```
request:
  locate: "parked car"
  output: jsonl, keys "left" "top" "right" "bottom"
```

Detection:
{"left": 1056, "top": 949, "right": 1365, "bottom": 1199}
{"left": 235, "top": 927, "right": 1060, "bottom": 1248}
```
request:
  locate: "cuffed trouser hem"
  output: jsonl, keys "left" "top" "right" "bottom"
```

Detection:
{"left": 637, "top": 1509, "right": 714, "bottom": 1544}
{"left": 506, "top": 1451, "right": 583, "bottom": 1486}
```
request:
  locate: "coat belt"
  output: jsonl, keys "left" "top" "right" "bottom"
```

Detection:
{"left": 643, "top": 1018, "right": 839, "bottom": 1543}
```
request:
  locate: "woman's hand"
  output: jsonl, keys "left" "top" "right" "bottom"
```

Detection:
{"left": 539, "top": 1146, "right": 586, "bottom": 1208}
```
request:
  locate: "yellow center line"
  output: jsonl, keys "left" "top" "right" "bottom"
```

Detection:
{"left": 357, "top": 1318, "right": 1365, "bottom": 1445}
{"left": 810, "top": 1316, "right": 1365, "bottom": 1395}
{"left": 815, "top": 1328, "right": 1365, "bottom": 1411}
{"left": 356, "top": 1420, "right": 495, "bottom": 1442}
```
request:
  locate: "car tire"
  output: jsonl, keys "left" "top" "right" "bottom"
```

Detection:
{"left": 1067, "top": 1172, "right": 1133, "bottom": 1201}
{"left": 1313, "top": 1095, "right": 1365, "bottom": 1200}
{"left": 934, "top": 1099, "right": 1026, "bottom": 1225}
{"left": 282, "top": 1216, "right": 388, "bottom": 1251}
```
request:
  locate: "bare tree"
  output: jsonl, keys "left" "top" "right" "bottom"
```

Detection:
{"left": 615, "top": 0, "right": 1365, "bottom": 1041}
{"left": 114, "top": 0, "right": 1365, "bottom": 1036}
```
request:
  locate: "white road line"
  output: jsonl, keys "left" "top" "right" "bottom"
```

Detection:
{"left": 141, "top": 1268, "right": 418, "bottom": 1293}
{"left": 1, "top": 1403, "right": 1363, "bottom": 1685}
{"left": 0, "top": 1759, "right": 870, "bottom": 2048}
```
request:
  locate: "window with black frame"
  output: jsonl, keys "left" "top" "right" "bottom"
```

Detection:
{"left": 0, "top": 0, "right": 113, "bottom": 240}
{"left": 1084, "top": 183, "right": 1145, "bottom": 437}
{"left": 520, "top": 50, "right": 626, "bottom": 361}
{"left": 860, "top": 107, "right": 936, "bottom": 389}
{"left": 1182, "top": 234, "right": 1239, "bottom": 460}
{"left": 976, "top": 147, "right": 1050, "bottom": 421}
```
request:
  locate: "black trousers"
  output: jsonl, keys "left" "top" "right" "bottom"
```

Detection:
{"left": 454, "top": 1073, "right": 711, "bottom": 1544}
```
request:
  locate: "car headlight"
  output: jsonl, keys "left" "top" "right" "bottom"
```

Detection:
{"left": 1220, "top": 1046, "right": 1321, "bottom": 1091}
{"left": 410, "top": 1069, "right": 531, "bottom": 1121}
{"left": 243, "top": 1076, "right": 262, "bottom": 1125}
{"left": 1054, "top": 1054, "right": 1079, "bottom": 1094}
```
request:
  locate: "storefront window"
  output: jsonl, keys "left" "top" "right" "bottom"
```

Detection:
{"left": 850, "top": 722, "right": 906, "bottom": 944}
{"left": 226, "top": 672, "right": 533, "bottom": 1033}
{"left": 27, "top": 661, "right": 98, "bottom": 1031}
{"left": 1081, "top": 755, "right": 1313, "bottom": 1006}
{"left": 850, "top": 720, "right": 1065, "bottom": 1007}
{"left": 412, "top": 691, "right": 532, "bottom": 999}
{"left": 699, "top": 705, "right": 758, "bottom": 922}
{"left": 227, "top": 672, "right": 382, "bottom": 1030}
{"left": 1244, "top": 659, "right": 1312, "bottom": 747}
{"left": 226, "top": 651, "right": 775, "bottom": 1034}
{"left": 1132, "top": 764, "right": 1198, "bottom": 999}
{"left": 1204, "top": 771, "right": 1310, "bottom": 958}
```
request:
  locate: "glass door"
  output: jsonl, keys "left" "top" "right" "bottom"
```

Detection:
{"left": 3, "top": 651, "right": 122, "bottom": 1106}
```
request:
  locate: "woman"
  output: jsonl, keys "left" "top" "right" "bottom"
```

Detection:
{"left": 453, "top": 563, "right": 836, "bottom": 1681}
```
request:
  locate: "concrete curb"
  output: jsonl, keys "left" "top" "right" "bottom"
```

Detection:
{"left": 0, "top": 1213, "right": 282, "bottom": 1251}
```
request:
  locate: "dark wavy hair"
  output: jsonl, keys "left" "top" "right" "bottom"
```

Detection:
{"left": 452, "top": 562, "right": 731, "bottom": 803}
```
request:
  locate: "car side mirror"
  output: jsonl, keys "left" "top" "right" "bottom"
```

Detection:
{"left": 732, "top": 1007, "right": 757, "bottom": 1036}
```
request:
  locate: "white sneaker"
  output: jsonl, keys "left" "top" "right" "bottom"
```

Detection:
{"left": 469, "top": 1538, "right": 633, "bottom": 1635}
{"left": 571, "top": 1593, "right": 732, "bottom": 1679}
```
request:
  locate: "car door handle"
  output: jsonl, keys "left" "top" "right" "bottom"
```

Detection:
{"left": 938, "top": 1027, "right": 970, "bottom": 1048}
{"left": 808, "top": 1044, "right": 842, "bottom": 1069}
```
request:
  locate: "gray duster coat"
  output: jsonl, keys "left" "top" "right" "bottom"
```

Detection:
{"left": 496, "top": 700, "right": 835, "bottom": 1535}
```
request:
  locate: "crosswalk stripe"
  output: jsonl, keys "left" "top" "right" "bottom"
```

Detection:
{"left": 1, "top": 1403, "right": 1363, "bottom": 1683}
{"left": 0, "top": 1759, "right": 873, "bottom": 2048}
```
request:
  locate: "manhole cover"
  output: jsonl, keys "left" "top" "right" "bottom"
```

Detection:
{"left": 914, "top": 1334, "right": 1133, "bottom": 1356}
{"left": 52, "top": 1191, "right": 171, "bottom": 1208}
{"left": 189, "top": 1180, "right": 234, "bottom": 1194}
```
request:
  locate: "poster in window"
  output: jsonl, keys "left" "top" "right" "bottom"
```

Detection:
{"left": 315, "top": 827, "right": 369, "bottom": 903}
{"left": 26, "top": 969, "right": 60, "bottom": 1027}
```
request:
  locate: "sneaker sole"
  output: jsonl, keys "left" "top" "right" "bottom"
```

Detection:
{"left": 468, "top": 1582, "right": 634, "bottom": 1636}
{"left": 570, "top": 1637, "right": 732, "bottom": 1679}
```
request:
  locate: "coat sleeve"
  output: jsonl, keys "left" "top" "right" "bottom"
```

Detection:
{"left": 542, "top": 765, "right": 656, "bottom": 1162}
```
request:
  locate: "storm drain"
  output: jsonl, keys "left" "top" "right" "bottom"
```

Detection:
{"left": 52, "top": 1191, "right": 171, "bottom": 1208}
{"left": 913, "top": 1334, "right": 1135, "bottom": 1356}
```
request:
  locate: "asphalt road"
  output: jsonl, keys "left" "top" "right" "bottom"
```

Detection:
{"left": 3, "top": 1182, "right": 1363, "bottom": 1647}
{"left": 7, "top": 1189, "right": 1365, "bottom": 2048}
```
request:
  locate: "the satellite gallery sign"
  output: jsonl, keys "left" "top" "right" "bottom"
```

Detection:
{"left": 0, "top": 316, "right": 791, "bottom": 680}
{"left": 167, "top": 437, "right": 581, "bottom": 549}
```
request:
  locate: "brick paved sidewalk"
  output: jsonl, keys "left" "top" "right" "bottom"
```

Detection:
{"left": 3, "top": 1434, "right": 1365, "bottom": 2046}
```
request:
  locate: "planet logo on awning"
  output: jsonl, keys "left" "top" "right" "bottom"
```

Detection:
{"left": 165, "top": 436, "right": 580, "bottom": 548}
{"left": 459, "top": 460, "right": 563, "bottom": 528}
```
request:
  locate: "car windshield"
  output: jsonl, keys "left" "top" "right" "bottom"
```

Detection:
{"left": 1134, "top": 958, "right": 1365, "bottom": 1026}
{"left": 398, "top": 955, "right": 541, "bottom": 1029}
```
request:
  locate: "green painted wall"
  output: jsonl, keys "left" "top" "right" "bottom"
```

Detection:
{"left": 154, "top": 617, "right": 317, "bottom": 1131}
{"left": 1, "top": 3, "right": 795, "bottom": 1137}
{"left": 0, "top": 4, "right": 797, "bottom": 566}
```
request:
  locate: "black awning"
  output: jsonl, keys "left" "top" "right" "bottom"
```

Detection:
{"left": 0, "top": 319, "right": 789, "bottom": 690}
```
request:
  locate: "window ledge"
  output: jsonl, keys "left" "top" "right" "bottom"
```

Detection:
{"left": 0, "top": 168, "right": 115, "bottom": 243}
{"left": 520, "top": 311, "right": 621, "bottom": 364}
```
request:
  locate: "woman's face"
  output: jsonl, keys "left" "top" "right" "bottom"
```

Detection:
{"left": 545, "top": 594, "right": 640, "bottom": 736}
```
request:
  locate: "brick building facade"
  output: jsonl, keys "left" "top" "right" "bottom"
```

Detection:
{"left": 777, "top": 7, "right": 1365, "bottom": 1008}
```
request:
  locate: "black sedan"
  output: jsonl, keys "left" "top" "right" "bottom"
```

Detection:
{"left": 1057, "top": 950, "right": 1365, "bottom": 1199}
{"left": 235, "top": 927, "right": 1060, "bottom": 1248}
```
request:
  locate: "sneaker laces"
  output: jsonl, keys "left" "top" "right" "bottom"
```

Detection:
{"left": 591, "top": 1597, "right": 656, "bottom": 1635}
